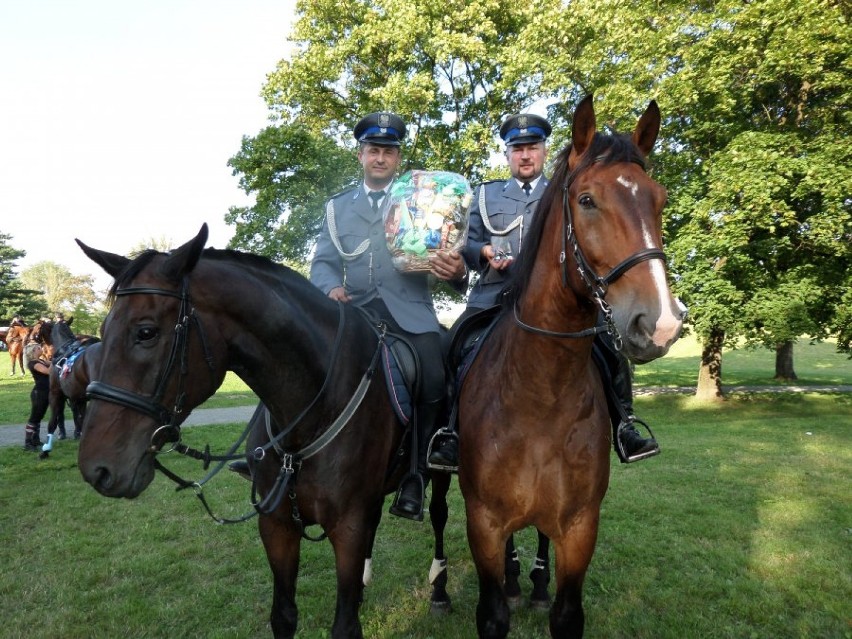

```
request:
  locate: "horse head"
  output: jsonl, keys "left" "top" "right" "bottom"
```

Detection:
{"left": 564, "top": 95, "right": 682, "bottom": 363}
{"left": 74, "top": 224, "right": 223, "bottom": 498}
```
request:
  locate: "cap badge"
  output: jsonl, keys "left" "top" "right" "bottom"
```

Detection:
{"left": 379, "top": 114, "right": 390, "bottom": 127}
{"left": 518, "top": 115, "right": 529, "bottom": 128}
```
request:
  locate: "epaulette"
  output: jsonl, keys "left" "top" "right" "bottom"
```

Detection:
{"left": 328, "top": 186, "right": 359, "bottom": 203}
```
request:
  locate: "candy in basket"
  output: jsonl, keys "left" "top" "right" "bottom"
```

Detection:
{"left": 382, "top": 170, "right": 473, "bottom": 272}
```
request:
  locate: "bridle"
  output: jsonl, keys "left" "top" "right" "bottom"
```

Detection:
{"left": 514, "top": 153, "right": 666, "bottom": 349}
{"left": 86, "top": 279, "right": 216, "bottom": 451}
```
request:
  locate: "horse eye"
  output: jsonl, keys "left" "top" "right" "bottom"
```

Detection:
{"left": 137, "top": 327, "right": 159, "bottom": 342}
{"left": 578, "top": 194, "right": 595, "bottom": 209}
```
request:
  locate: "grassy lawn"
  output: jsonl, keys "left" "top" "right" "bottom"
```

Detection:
{"left": 1, "top": 335, "right": 849, "bottom": 425}
{"left": 0, "top": 392, "right": 849, "bottom": 638}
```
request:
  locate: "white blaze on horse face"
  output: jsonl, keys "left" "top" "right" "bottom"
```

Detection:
{"left": 616, "top": 174, "right": 639, "bottom": 198}
{"left": 618, "top": 172, "right": 682, "bottom": 348}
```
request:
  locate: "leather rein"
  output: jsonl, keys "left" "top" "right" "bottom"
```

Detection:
{"left": 513, "top": 154, "right": 666, "bottom": 350}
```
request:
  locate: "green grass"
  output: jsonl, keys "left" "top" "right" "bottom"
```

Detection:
{"left": 2, "top": 337, "right": 848, "bottom": 425}
{"left": 633, "top": 335, "right": 850, "bottom": 387}
{"left": 0, "top": 371, "right": 257, "bottom": 425}
{"left": 1, "top": 393, "right": 850, "bottom": 638}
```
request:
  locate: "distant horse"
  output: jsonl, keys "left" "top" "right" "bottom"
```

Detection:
{"left": 48, "top": 321, "right": 101, "bottom": 439}
{"left": 6, "top": 325, "right": 30, "bottom": 375}
{"left": 75, "top": 224, "right": 423, "bottom": 639}
{"left": 457, "top": 95, "right": 683, "bottom": 638}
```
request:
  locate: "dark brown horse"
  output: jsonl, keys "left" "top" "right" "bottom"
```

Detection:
{"left": 75, "top": 226, "right": 416, "bottom": 639}
{"left": 457, "top": 96, "right": 683, "bottom": 638}
{"left": 48, "top": 321, "right": 101, "bottom": 439}
{"left": 6, "top": 325, "right": 30, "bottom": 376}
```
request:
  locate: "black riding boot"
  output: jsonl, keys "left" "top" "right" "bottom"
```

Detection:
{"left": 24, "top": 424, "right": 37, "bottom": 452}
{"left": 610, "top": 349, "right": 660, "bottom": 463}
{"left": 391, "top": 399, "right": 442, "bottom": 521}
{"left": 30, "top": 424, "right": 43, "bottom": 448}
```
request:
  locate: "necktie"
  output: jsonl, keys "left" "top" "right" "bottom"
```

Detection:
{"left": 522, "top": 182, "right": 532, "bottom": 197}
{"left": 368, "top": 190, "right": 385, "bottom": 212}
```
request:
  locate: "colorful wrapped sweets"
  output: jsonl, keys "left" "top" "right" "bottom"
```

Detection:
{"left": 383, "top": 170, "right": 473, "bottom": 272}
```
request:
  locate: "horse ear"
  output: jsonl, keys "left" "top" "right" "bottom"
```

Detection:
{"left": 76, "top": 239, "right": 131, "bottom": 278}
{"left": 161, "top": 223, "right": 209, "bottom": 281}
{"left": 632, "top": 100, "right": 661, "bottom": 157}
{"left": 571, "top": 95, "right": 597, "bottom": 159}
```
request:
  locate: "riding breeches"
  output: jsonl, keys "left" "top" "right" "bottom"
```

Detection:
{"left": 28, "top": 387, "right": 49, "bottom": 426}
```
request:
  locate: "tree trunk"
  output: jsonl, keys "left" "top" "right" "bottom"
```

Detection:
{"left": 696, "top": 327, "right": 725, "bottom": 401}
{"left": 774, "top": 340, "right": 797, "bottom": 380}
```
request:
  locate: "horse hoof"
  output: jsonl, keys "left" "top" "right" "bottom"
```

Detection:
{"left": 430, "top": 600, "right": 452, "bottom": 616}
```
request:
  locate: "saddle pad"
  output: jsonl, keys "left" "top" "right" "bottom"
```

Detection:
{"left": 380, "top": 334, "right": 418, "bottom": 425}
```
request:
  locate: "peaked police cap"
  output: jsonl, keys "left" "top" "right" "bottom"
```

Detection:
{"left": 353, "top": 112, "right": 407, "bottom": 146}
{"left": 500, "top": 113, "right": 552, "bottom": 146}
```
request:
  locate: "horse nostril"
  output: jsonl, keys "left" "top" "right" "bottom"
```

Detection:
{"left": 91, "top": 466, "right": 113, "bottom": 492}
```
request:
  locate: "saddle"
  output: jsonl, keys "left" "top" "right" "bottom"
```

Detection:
{"left": 427, "top": 305, "right": 503, "bottom": 472}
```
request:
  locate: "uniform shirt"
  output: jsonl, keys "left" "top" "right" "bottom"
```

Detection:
{"left": 310, "top": 183, "right": 442, "bottom": 335}
{"left": 462, "top": 175, "right": 549, "bottom": 309}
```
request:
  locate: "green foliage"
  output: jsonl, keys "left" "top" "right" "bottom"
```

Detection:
{"left": 19, "top": 261, "right": 99, "bottom": 317}
{"left": 227, "top": 0, "right": 851, "bottom": 366}
{"left": 0, "top": 232, "right": 49, "bottom": 322}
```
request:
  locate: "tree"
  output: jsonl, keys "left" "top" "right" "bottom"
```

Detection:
{"left": 0, "top": 233, "right": 49, "bottom": 323}
{"left": 228, "top": 0, "right": 537, "bottom": 261}
{"left": 19, "top": 262, "right": 99, "bottom": 317}
{"left": 227, "top": 0, "right": 851, "bottom": 391}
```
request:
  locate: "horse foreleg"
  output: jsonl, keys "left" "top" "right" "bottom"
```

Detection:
{"left": 550, "top": 512, "right": 600, "bottom": 639}
{"left": 428, "top": 471, "right": 451, "bottom": 614}
{"left": 529, "top": 529, "right": 552, "bottom": 610}
{"left": 467, "top": 512, "right": 511, "bottom": 639}
{"left": 259, "top": 515, "right": 301, "bottom": 639}
{"left": 328, "top": 513, "right": 373, "bottom": 639}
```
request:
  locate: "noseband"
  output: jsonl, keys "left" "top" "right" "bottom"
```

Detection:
{"left": 514, "top": 154, "right": 666, "bottom": 348}
{"left": 86, "top": 279, "right": 214, "bottom": 450}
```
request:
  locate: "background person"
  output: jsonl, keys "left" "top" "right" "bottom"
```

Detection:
{"left": 23, "top": 343, "right": 50, "bottom": 452}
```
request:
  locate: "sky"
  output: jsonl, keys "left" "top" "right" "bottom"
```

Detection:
{"left": 0, "top": 1, "right": 297, "bottom": 291}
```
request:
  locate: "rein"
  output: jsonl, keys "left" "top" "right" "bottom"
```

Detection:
{"left": 514, "top": 154, "right": 666, "bottom": 348}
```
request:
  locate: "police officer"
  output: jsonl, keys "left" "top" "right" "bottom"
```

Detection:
{"left": 429, "top": 113, "right": 659, "bottom": 469}
{"left": 310, "top": 112, "right": 466, "bottom": 520}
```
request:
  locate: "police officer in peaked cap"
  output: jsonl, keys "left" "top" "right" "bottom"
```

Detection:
{"left": 310, "top": 110, "right": 467, "bottom": 521}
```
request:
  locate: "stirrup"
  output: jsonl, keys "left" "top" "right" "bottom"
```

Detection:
{"left": 389, "top": 473, "right": 425, "bottom": 522}
{"left": 426, "top": 428, "right": 459, "bottom": 473}
{"left": 616, "top": 416, "right": 660, "bottom": 463}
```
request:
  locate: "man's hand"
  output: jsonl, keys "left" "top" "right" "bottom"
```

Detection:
{"left": 481, "top": 244, "right": 513, "bottom": 271}
{"left": 430, "top": 250, "right": 466, "bottom": 281}
{"left": 328, "top": 286, "right": 352, "bottom": 303}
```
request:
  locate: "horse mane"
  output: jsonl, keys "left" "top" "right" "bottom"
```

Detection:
{"left": 108, "top": 247, "right": 318, "bottom": 306}
{"left": 504, "top": 131, "right": 649, "bottom": 309}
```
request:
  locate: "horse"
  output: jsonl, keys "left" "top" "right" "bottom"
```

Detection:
{"left": 47, "top": 321, "right": 101, "bottom": 439}
{"left": 6, "top": 325, "right": 30, "bottom": 376}
{"left": 456, "top": 95, "right": 683, "bottom": 639}
{"left": 75, "top": 224, "right": 424, "bottom": 639}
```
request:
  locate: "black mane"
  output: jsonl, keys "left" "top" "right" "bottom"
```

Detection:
{"left": 109, "top": 246, "right": 317, "bottom": 305}
{"left": 504, "top": 131, "right": 648, "bottom": 309}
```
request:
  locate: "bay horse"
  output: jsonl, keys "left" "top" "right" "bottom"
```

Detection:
{"left": 75, "top": 225, "right": 419, "bottom": 639}
{"left": 457, "top": 95, "right": 683, "bottom": 638}
{"left": 6, "top": 325, "right": 30, "bottom": 376}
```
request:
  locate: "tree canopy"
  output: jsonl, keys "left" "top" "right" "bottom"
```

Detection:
{"left": 226, "top": 0, "right": 852, "bottom": 391}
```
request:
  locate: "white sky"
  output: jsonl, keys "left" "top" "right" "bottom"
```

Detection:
{"left": 0, "top": 1, "right": 297, "bottom": 291}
